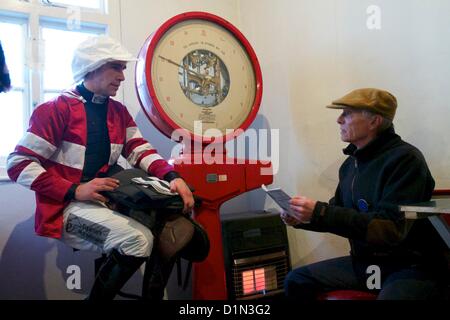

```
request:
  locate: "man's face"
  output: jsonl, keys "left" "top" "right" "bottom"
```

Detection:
{"left": 88, "top": 61, "right": 127, "bottom": 96}
{"left": 337, "top": 108, "right": 375, "bottom": 148}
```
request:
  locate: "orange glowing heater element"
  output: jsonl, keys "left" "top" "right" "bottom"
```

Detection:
{"left": 242, "top": 268, "right": 266, "bottom": 295}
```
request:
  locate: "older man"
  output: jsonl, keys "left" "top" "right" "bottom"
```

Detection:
{"left": 7, "top": 36, "right": 194, "bottom": 300}
{"left": 283, "top": 88, "right": 447, "bottom": 300}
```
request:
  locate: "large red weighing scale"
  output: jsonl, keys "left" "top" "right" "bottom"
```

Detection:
{"left": 135, "top": 12, "right": 273, "bottom": 299}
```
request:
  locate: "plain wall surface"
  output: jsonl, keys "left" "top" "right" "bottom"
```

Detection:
{"left": 1, "top": 0, "right": 449, "bottom": 299}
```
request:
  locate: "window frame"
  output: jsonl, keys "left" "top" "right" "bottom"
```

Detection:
{"left": 40, "top": 0, "right": 107, "bottom": 14}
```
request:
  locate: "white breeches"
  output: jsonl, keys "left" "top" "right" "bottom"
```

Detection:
{"left": 61, "top": 201, "right": 154, "bottom": 257}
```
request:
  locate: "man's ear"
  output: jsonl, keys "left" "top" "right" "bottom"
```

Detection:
{"left": 369, "top": 114, "right": 383, "bottom": 131}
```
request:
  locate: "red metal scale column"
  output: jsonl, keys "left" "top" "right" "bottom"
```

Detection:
{"left": 174, "top": 150, "right": 272, "bottom": 299}
{"left": 135, "top": 12, "right": 273, "bottom": 299}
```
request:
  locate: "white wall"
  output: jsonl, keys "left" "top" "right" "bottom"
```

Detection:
{"left": 1, "top": 0, "right": 449, "bottom": 299}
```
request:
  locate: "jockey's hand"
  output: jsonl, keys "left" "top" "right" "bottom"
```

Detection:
{"left": 170, "top": 178, "right": 195, "bottom": 214}
{"left": 75, "top": 178, "right": 120, "bottom": 203}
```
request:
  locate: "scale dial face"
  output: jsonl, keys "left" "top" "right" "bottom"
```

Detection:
{"left": 136, "top": 12, "right": 262, "bottom": 143}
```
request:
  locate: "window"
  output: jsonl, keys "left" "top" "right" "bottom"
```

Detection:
{"left": 0, "top": 15, "right": 28, "bottom": 175}
{"left": 40, "top": 19, "right": 106, "bottom": 100}
{"left": 0, "top": 0, "right": 119, "bottom": 179}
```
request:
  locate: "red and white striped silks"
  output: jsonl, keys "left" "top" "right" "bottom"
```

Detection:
{"left": 7, "top": 90, "right": 174, "bottom": 238}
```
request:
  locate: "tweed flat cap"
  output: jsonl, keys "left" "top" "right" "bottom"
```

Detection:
{"left": 327, "top": 88, "right": 397, "bottom": 120}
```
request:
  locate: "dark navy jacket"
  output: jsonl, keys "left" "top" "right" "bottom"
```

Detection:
{"left": 298, "top": 127, "right": 445, "bottom": 272}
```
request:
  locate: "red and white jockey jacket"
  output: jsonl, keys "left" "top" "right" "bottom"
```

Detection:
{"left": 7, "top": 90, "right": 174, "bottom": 239}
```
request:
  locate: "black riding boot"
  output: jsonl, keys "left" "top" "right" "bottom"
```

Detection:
{"left": 88, "top": 249, "right": 146, "bottom": 300}
{"left": 141, "top": 252, "right": 176, "bottom": 300}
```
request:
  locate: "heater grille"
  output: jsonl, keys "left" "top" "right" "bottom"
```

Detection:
{"left": 231, "top": 250, "right": 289, "bottom": 300}
{"left": 222, "top": 211, "right": 291, "bottom": 300}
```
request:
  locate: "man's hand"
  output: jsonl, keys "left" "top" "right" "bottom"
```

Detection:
{"left": 75, "top": 178, "right": 120, "bottom": 203}
{"left": 280, "top": 196, "right": 317, "bottom": 225}
{"left": 170, "top": 178, "right": 195, "bottom": 214}
{"left": 280, "top": 211, "right": 302, "bottom": 226}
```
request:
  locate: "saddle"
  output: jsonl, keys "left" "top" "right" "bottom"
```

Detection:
{"left": 101, "top": 167, "right": 210, "bottom": 263}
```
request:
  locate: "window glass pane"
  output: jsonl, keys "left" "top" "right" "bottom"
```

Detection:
{"left": 50, "top": 0, "right": 103, "bottom": 10}
{"left": 0, "top": 22, "right": 25, "bottom": 87}
{"left": 42, "top": 27, "right": 103, "bottom": 91}
{"left": 0, "top": 91, "right": 24, "bottom": 157}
